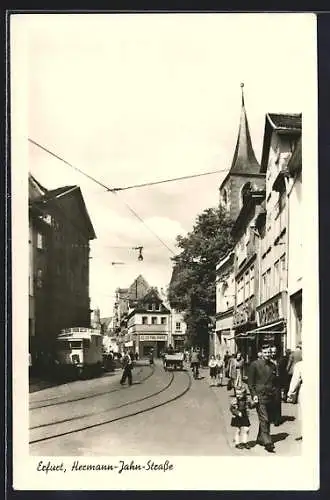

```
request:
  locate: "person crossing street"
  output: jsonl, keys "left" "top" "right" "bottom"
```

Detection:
{"left": 120, "top": 349, "right": 133, "bottom": 386}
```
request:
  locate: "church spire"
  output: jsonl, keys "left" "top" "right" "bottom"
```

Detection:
{"left": 229, "top": 83, "right": 260, "bottom": 174}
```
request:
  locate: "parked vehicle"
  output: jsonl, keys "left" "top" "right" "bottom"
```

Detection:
{"left": 164, "top": 351, "right": 184, "bottom": 371}
{"left": 55, "top": 327, "right": 104, "bottom": 379}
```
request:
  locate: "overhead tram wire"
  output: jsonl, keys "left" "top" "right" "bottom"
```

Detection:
{"left": 29, "top": 138, "right": 176, "bottom": 255}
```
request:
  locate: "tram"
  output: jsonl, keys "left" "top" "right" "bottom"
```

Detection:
{"left": 55, "top": 327, "right": 104, "bottom": 379}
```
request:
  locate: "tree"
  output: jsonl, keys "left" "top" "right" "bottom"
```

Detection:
{"left": 168, "top": 205, "right": 234, "bottom": 353}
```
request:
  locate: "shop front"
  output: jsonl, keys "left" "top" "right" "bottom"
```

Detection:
{"left": 233, "top": 297, "right": 257, "bottom": 376}
{"left": 172, "top": 334, "right": 185, "bottom": 351}
{"left": 255, "top": 291, "right": 287, "bottom": 355}
{"left": 138, "top": 334, "right": 168, "bottom": 358}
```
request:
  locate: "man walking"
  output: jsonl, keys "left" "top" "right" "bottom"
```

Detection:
{"left": 248, "top": 344, "right": 277, "bottom": 453}
{"left": 191, "top": 348, "right": 200, "bottom": 379}
{"left": 120, "top": 349, "right": 133, "bottom": 386}
{"left": 270, "top": 346, "right": 282, "bottom": 426}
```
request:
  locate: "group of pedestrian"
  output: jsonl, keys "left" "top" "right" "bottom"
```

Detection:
{"left": 234, "top": 343, "right": 303, "bottom": 453}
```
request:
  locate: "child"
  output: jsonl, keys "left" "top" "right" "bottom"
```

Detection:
{"left": 230, "top": 385, "right": 251, "bottom": 449}
{"left": 208, "top": 355, "right": 218, "bottom": 386}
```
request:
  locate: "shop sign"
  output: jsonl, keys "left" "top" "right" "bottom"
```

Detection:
{"left": 257, "top": 294, "right": 284, "bottom": 327}
{"left": 139, "top": 335, "right": 167, "bottom": 342}
{"left": 233, "top": 299, "right": 255, "bottom": 326}
{"left": 173, "top": 336, "right": 185, "bottom": 341}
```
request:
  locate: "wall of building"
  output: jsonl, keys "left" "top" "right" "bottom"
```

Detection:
{"left": 287, "top": 170, "right": 302, "bottom": 349}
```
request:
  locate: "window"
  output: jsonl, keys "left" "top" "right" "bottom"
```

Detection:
{"left": 155, "top": 304, "right": 161, "bottom": 311}
{"left": 250, "top": 266, "right": 255, "bottom": 296}
{"left": 36, "top": 269, "right": 43, "bottom": 289}
{"left": 279, "top": 254, "right": 286, "bottom": 290}
{"left": 161, "top": 317, "right": 167, "bottom": 325}
{"left": 244, "top": 271, "right": 250, "bottom": 300}
{"left": 176, "top": 322, "right": 181, "bottom": 330}
{"left": 262, "top": 273, "right": 267, "bottom": 300}
{"left": 266, "top": 268, "right": 271, "bottom": 300}
{"left": 70, "top": 341, "right": 82, "bottom": 349}
{"left": 274, "top": 260, "right": 280, "bottom": 294}
{"left": 37, "top": 232, "right": 43, "bottom": 249}
{"left": 142, "top": 316, "right": 148, "bottom": 325}
{"left": 148, "top": 304, "right": 153, "bottom": 311}
{"left": 151, "top": 317, "right": 157, "bottom": 325}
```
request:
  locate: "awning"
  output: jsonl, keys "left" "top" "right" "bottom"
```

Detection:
{"left": 247, "top": 320, "right": 285, "bottom": 335}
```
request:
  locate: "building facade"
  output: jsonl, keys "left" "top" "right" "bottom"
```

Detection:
{"left": 286, "top": 137, "right": 302, "bottom": 349}
{"left": 28, "top": 174, "right": 96, "bottom": 362}
{"left": 255, "top": 113, "right": 302, "bottom": 354}
{"left": 215, "top": 89, "right": 302, "bottom": 362}
{"left": 214, "top": 252, "right": 235, "bottom": 356}
{"left": 232, "top": 189, "right": 265, "bottom": 363}
{"left": 126, "top": 287, "right": 171, "bottom": 357}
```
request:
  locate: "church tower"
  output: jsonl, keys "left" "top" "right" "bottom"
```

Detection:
{"left": 219, "top": 84, "right": 265, "bottom": 221}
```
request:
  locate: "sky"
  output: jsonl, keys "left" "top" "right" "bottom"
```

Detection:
{"left": 23, "top": 13, "right": 316, "bottom": 317}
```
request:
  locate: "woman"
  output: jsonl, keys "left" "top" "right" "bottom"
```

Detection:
{"left": 208, "top": 355, "right": 218, "bottom": 386}
{"left": 228, "top": 352, "right": 244, "bottom": 388}
{"left": 215, "top": 354, "right": 224, "bottom": 386}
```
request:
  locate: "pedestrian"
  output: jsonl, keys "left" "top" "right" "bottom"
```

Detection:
{"left": 280, "top": 349, "right": 292, "bottom": 400}
{"left": 208, "top": 355, "right": 217, "bottom": 386}
{"left": 135, "top": 351, "right": 139, "bottom": 361}
{"left": 230, "top": 385, "right": 251, "bottom": 450}
{"left": 248, "top": 344, "right": 277, "bottom": 453}
{"left": 190, "top": 348, "right": 200, "bottom": 379}
{"left": 286, "top": 343, "right": 302, "bottom": 403}
{"left": 287, "top": 359, "right": 303, "bottom": 441}
{"left": 228, "top": 352, "right": 244, "bottom": 389}
{"left": 270, "top": 346, "right": 282, "bottom": 426}
{"left": 224, "top": 350, "right": 230, "bottom": 378}
{"left": 257, "top": 351, "right": 263, "bottom": 360}
{"left": 120, "top": 349, "right": 133, "bottom": 386}
{"left": 215, "top": 353, "right": 224, "bottom": 386}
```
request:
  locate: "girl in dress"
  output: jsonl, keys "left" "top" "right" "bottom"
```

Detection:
{"left": 215, "top": 354, "right": 224, "bottom": 386}
{"left": 230, "top": 385, "right": 251, "bottom": 449}
{"left": 208, "top": 355, "right": 218, "bottom": 386}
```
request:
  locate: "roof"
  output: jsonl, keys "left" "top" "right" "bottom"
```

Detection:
{"left": 260, "top": 113, "right": 302, "bottom": 172}
{"left": 220, "top": 85, "right": 261, "bottom": 190}
{"left": 29, "top": 175, "right": 96, "bottom": 240}
{"left": 267, "top": 113, "right": 302, "bottom": 131}
{"left": 42, "top": 185, "right": 78, "bottom": 201}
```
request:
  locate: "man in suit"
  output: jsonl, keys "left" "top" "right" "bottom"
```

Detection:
{"left": 248, "top": 344, "right": 277, "bottom": 453}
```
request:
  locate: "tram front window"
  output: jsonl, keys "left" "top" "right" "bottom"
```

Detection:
{"left": 70, "top": 341, "right": 83, "bottom": 349}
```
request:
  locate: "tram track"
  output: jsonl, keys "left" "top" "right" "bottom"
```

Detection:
{"left": 29, "top": 364, "right": 154, "bottom": 410}
{"left": 30, "top": 369, "right": 174, "bottom": 430}
{"left": 29, "top": 369, "right": 191, "bottom": 445}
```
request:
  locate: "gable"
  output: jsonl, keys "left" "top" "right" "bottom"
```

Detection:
{"left": 50, "top": 187, "right": 96, "bottom": 240}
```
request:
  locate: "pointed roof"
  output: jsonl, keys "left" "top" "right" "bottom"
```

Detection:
{"left": 229, "top": 83, "right": 261, "bottom": 175}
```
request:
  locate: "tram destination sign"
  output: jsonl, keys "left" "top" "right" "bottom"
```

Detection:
{"left": 139, "top": 335, "right": 167, "bottom": 342}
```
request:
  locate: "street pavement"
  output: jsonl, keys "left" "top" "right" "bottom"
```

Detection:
{"left": 29, "top": 360, "right": 301, "bottom": 456}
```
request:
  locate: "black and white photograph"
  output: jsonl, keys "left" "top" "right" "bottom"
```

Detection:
{"left": 11, "top": 12, "right": 318, "bottom": 490}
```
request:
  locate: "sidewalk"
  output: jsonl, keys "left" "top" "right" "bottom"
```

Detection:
{"left": 199, "top": 366, "right": 302, "bottom": 456}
